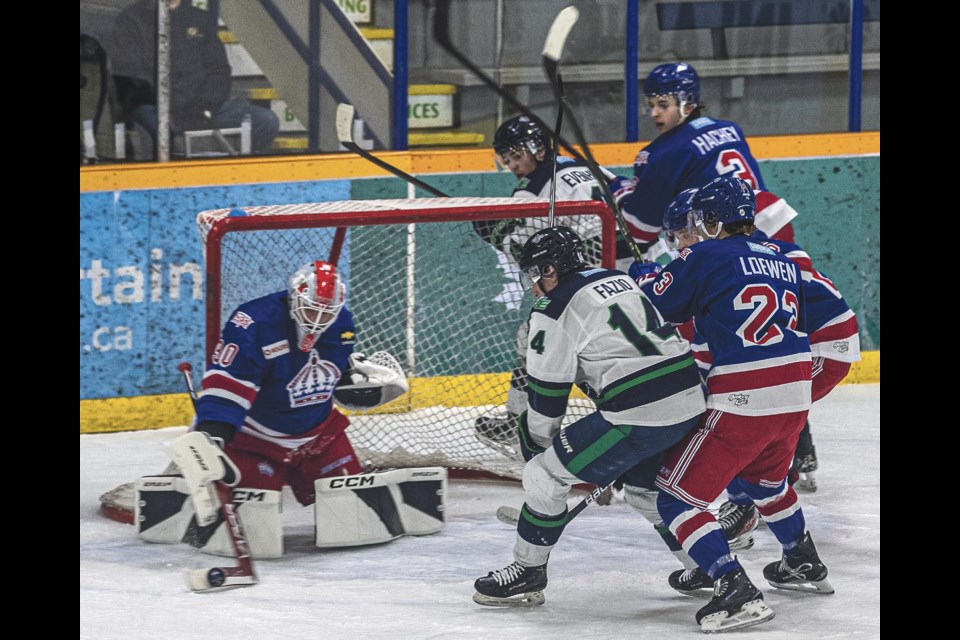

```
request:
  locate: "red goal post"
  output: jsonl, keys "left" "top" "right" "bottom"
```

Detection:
{"left": 197, "top": 197, "right": 617, "bottom": 480}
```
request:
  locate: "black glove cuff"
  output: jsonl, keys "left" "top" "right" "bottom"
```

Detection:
{"left": 195, "top": 420, "right": 237, "bottom": 445}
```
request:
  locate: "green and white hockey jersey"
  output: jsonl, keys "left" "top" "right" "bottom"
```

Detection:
{"left": 524, "top": 268, "right": 705, "bottom": 447}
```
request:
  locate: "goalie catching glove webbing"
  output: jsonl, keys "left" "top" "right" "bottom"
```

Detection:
{"left": 164, "top": 430, "right": 241, "bottom": 526}
{"left": 334, "top": 351, "right": 409, "bottom": 409}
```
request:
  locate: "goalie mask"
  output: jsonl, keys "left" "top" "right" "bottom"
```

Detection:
{"left": 288, "top": 261, "right": 346, "bottom": 347}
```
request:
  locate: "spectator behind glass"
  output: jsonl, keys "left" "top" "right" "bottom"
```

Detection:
{"left": 110, "top": 0, "right": 279, "bottom": 156}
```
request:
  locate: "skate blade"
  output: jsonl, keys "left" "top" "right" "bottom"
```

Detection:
{"left": 474, "top": 432, "right": 522, "bottom": 461}
{"left": 767, "top": 576, "right": 834, "bottom": 595}
{"left": 795, "top": 477, "right": 818, "bottom": 492}
{"left": 728, "top": 534, "right": 755, "bottom": 552}
{"left": 473, "top": 590, "right": 545, "bottom": 607}
{"left": 700, "top": 600, "right": 775, "bottom": 633}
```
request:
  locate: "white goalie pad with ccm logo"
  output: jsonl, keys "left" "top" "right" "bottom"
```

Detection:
{"left": 314, "top": 467, "right": 446, "bottom": 547}
{"left": 135, "top": 476, "right": 283, "bottom": 558}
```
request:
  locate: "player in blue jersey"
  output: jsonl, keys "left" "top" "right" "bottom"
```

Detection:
{"left": 152, "top": 261, "right": 414, "bottom": 557}
{"left": 634, "top": 186, "right": 859, "bottom": 595}
{"left": 180, "top": 260, "right": 408, "bottom": 503}
{"left": 472, "top": 225, "right": 704, "bottom": 608}
{"left": 635, "top": 176, "right": 833, "bottom": 633}
{"left": 614, "top": 62, "right": 797, "bottom": 258}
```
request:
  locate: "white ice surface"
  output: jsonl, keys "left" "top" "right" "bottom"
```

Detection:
{"left": 81, "top": 384, "right": 879, "bottom": 640}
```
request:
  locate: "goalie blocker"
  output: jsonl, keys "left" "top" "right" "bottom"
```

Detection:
{"left": 135, "top": 467, "right": 446, "bottom": 556}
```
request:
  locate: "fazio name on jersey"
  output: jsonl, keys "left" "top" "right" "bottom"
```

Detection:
{"left": 591, "top": 277, "right": 635, "bottom": 300}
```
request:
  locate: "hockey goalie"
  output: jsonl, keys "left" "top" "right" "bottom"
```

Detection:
{"left": 107, "top": 260, "right": 446, "bottom": 560}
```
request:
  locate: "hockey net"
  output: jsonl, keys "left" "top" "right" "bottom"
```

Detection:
{"left": 198, "top": 197, "right": 616, "bottom": 481}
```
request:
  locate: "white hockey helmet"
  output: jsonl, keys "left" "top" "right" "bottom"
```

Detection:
{"left": 288, "top": 261, "right": 346, "bottom": 340}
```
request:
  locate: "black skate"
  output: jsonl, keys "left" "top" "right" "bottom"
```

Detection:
{"left": 717, "top": 501, "right": 759, "bottom": 552}
{"left": 763, "top": 531, "right": 834, "bottom": 594}
{"left": 792, "top": 449, "right": 819, "bottom": 492}
{"left": 669, "top": 567, "right": 713, "bottom": 594}
{"left": 696, "top": 567, "right": 774, "bottom": 633}
{"left": 474, "top": 412, "right": 521, "bottom": 460}
{"left": 473, "top": 561, "right": 547, "bottom": 607}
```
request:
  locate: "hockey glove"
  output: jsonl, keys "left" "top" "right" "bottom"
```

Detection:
{"left": 164, "top": 430, "right": 241, "bottom": 526}
{"left": 334, "top": 351, "right": 409, "bottom": 409}
{"left": 628, "top": 260, "right": 663, "bottom": 288}
{"left": 609, "top": 175, "right": 637, "bottom": 206}
{"left": 516, "top": 411, "right": 546, "bottom": 462}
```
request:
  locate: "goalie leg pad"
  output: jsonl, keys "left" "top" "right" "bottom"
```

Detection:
{"left": 313, "top": 467, "right": 446, "bottom": 547}
{"left": 136, "top": 477, "right": 282, "bottom": 558}
{"left": 136, "top": 476, "right": 194, "bottom": 544}
{"left": 189, "top": 488, "right": 283, "bottom": 559}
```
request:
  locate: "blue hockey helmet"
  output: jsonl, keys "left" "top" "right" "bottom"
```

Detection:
{"left": 689, "top": 176, "right": 755, "bottom": 238}
{"left": 662, "top": 188, "right": 699, "bottom": 249}
{"left": 663, "top": 188, "right": 699, "bottom": 232}
{"left": 643, "top": 62, "right": 700, "bottom": 106}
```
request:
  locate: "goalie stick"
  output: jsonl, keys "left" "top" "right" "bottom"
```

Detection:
{"left": 541, "top": 6, "right": 643, "bottom": 262}
{"left": 176, "top": 362, "right": 259, "bottom": 593}
{"left": 336, "top": 104, "right": 449, "bottom": 198}
{"left": 495, "top": 482, "right": 614, "bottom": 526}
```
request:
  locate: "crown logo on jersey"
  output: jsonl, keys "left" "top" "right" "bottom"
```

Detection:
{"left": 286, "top": 350, "right": 341, "bottom": 407}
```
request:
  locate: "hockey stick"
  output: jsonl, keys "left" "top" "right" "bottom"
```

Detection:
{"left": 496, "top": 482, "right": 614, "bottom": 526}
{"left": 176, "top": 362, "right": 258, "bottom": 592}
{"left": 99, "top": 364, "right": 198, "bottom": 524}
{"left": 336, "top": 104, "right": 449, "bottom": 198}
{"left": 432, "top": 0, "right": 584, "bottom": 163}
{"left": 177, "top": 361, "right": 198, "bottom": 404}
{"left": 547, "top": 73, "right": 564, "bottom": 227}
{"left": 541, "top": 7, "right": 643, "bottom": 262}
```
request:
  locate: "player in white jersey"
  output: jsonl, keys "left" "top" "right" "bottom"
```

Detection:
{"left": 473, "top": 116, "right": 633, "bottom": 454}
{"left": 472, "top": 226, "right": 705, "bottom": 607}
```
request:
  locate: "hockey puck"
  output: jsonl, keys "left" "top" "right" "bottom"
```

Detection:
{"left": 207, "top": 568, "right": 226, "bottom": 587}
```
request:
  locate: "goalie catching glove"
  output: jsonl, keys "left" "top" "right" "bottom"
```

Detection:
{"left": 334, "top": 351, "right": 409, "bottom": 410}
{"left": 163, "top": 429, "right": 240, "bottom": 526}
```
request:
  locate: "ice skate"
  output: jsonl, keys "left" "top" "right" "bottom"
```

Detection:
{"left": 717, "top": 501, "right": 759, "bottom": 552}
{"left": 763, "top": 531, "right": 834, "bottom": 594}
{"left": 696, "top": 567, "right": 774, "bottom": 633}
{"left": 792, "top": 450, "right": 819, "bottom": 492}
{"left": 669, "top": 567, "right": 713, "bottom": 594}
{"left": 474, "top": 411, "right": 521, "bottom": 460}
{"left": 473, "top": 561, "right": 547, "bottom": 607}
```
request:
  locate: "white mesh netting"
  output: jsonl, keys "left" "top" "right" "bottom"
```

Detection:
{"left": 199, "top": 197, "right": 614, "bottom": 479}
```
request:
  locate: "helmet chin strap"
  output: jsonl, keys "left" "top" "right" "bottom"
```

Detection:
{"left": 696, "top": 219, "right": 723, "bottom": 240}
